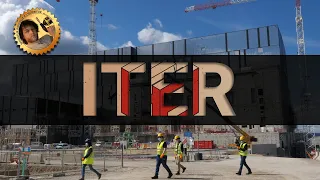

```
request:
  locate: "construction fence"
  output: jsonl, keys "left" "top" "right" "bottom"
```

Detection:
{"left": 0, "top": 146, "right": 230, "bottom": 179}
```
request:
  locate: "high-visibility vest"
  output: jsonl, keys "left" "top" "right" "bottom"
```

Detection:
{"left": 175, "top": 142, "right": 183, "bottom": 155}
{"left": 83, "top": 146, "right": 94, "bottom": 164}
{"left": 239, "top": 143, "right": 248, "bottom": 156}
{"left": 157, "top": 141, "right": 167, "bottom": 155}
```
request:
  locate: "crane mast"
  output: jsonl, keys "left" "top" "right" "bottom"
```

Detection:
{"left": 295, "top": 0, "right": 305, "bottom": 55}
{"left": 88, "top": 0, "right": 98, "bottom": 55}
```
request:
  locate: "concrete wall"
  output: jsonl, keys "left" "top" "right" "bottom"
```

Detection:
{"left": 251, "top": 144, "right": 278, "bottom": 156}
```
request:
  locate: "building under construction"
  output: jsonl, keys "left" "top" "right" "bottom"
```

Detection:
{"left": 1, "top": 25, "right": 287, "bottom": 141}
{"left": 0, "top": 24, "right": 317, "bottom": 158}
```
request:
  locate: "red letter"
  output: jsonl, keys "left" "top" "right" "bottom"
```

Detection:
{"left": 151, "top": 62, "right": 188, "bottom": 116}
{"left": 101, "top": 62, "right": 146, "bottom": 116}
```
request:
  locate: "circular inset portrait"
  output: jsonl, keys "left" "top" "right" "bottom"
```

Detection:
{"left": 13, "top": 8, "right": 61, "bottom": 55}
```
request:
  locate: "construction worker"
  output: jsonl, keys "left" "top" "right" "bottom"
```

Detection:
{"left": 236, "top": 136, "right": 252, "bottom": 176}
{"left": 174, "top": 135, "right": 186, "bottom": 175}
{"left": 151, "top": 133, "right": 173, "bottom": 179}
{"left": 80, "top": 138, "right": 102, "bottom": 180}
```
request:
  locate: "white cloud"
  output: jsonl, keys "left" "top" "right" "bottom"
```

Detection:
{"left": 107, "top": 24, "right": 118, "bottom": 30}
{"left": 187, "top": 30, "right": 193, "bottom": 36}
{"left": 137, "top": 22, "right": 183, "bottom": 44}
{"left": 153, "top": 19, "right": 163, "bottom": 28}
{"left": 0, "top": 0, "right": 108, "bottom": 55}
{"left": 119, "top": 41, "right": 135, "bottom": 48}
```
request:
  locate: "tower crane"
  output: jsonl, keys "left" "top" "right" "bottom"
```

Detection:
{"left": 185, "top": 0, "right": 256, "bottom": 13}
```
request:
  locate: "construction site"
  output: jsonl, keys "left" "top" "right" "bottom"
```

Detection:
{"left": 0, "top": 0, "right": 319, "bottom": 179}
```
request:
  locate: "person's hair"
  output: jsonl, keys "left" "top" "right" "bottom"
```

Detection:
{"left": 19, "top": 20, "right": 39, "bottom": 44}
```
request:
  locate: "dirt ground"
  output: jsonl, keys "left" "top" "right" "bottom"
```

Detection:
{"left": 39, "top": 155, "right": 320, "bottom": 180}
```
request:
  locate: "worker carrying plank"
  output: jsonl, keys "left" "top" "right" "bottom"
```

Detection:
{"left": 235, "top": 136, "right": 252, "bottom": 176}
{"left": 173, "top": 135, "right": 186, "bottom": 175}
{"left": 151, "top": 133, "right": 173, "bottom": 179}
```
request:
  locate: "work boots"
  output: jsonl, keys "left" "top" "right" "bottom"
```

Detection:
{"left": 236, "top": 171, "right": 252, "bottom": 176}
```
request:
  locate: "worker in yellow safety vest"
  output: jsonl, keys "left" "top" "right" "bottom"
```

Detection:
{"left": 151, "top": 133, "right": 173, "bottom": 179}
{"left": 174, "top": 135, "right": 186, "bottom": 175}
{"left": 236, "top": 136, "right": 252, "bottom": 176}
{"left": 80, "top": 139, "right": 102, "bottom": 180}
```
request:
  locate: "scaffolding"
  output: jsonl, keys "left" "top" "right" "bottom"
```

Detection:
{"left": 0, "top": 128, "right": 37, "bottom": 147}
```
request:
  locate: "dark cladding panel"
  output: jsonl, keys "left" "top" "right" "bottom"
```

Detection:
{"left": 227, "top": 30, "right": 247, "bottom": 51}
{"left": 47, "top": 60, "right": 55, "bottom": 74}
{"left": 102, "top": 85, "right": 115, "bottom": 110}
{"left": 154, "top": 42, "right": 173, "bottom": 55}
{"left": 44, "top": 74, "right": 51, "bottom": 92}
{"left": 23, "top": 64, "right": 28, "bottom": 77}
{"left": 72, "top": 70, "right": 83, "bottom": 91}
{"left": 59, "top": 90, "right": 69, "bottom": 103}
{"left": 11, "top": 97, "right": 28, "bottom": 124}
{"left": 68, "top": 89, "right": 82, "bottom": 104}
{"left": 97, "top": 86, "right": 103, "bottom": 108}
{"left": 15, "top": 77, "right": 22, "bottom": 95}
{"left": 27, "top": 107, "right": 36, "bottom": 124}
{"left": 122, "top": 47, "right": 136, "bottom": 55}
{"left": 268, "top": 25, "right": 280, "bottom": 46}
{"left": 0, "top": 97, "right": 3, "bottom": 109}
{"left": 57, "top": 71, "right": 71, "bottom": 91}
{"left": 2, "top": 97, "right": 11, "bottom": 124}
{"left": 105, "top": 49, "right": 119, "bottom": 55}
{"left": 137, "top": 45, "right": 152, "bottom": 55}
{"left": 72, "top": 57, "right": 87, "bottom": 71}
{"left": 50, "top": 74, "right": 57, "bottom": 92}
{"left": 55, "top": 57, "right": 70, "bottom": 72}
{"left": 28, "top": 75, "right": 44, "bottom": 93}
{"left": 16, "top": 64, "right": 23, "bottom": 78}
{"left": 28, "top": 62, "right": 41, "bottom": 76}
{"left": 20, "top": 76, "right": 28, "bottom": 95}
{"left": 47, "top": 99, "right": 59, "bottom": 117}
{"left": 174, "top": 40, "right": 186, "bottom": 55}
{"left": 259, "top": 27, "right": 269, "bottom": 47}
{"left": 40, "top": 60, "right": 46, "bottom": 74}
{"left": 47, "top": 92, "right": 60, "bottom": 102}
{"left": 12, "top": 76, "right": 17, "bottom": 95}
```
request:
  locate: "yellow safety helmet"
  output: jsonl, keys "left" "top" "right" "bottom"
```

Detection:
{"left": 157, "top": 133, "right": 164, "bottom": 137}
{"left": 174, "top": 135, "right": 180, "bottom": 140}
{"left": 239, "top": 136, "right": 245, "bottom": 141}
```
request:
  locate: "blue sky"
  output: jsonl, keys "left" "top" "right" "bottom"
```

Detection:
{"left": 47, "top": 0, "right": 320, "bottom": 55}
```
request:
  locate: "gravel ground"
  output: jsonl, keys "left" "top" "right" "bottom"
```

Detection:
{"left": 34, "top": 155, "right": 320, "bottom": 180}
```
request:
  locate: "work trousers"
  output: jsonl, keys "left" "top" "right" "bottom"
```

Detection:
{"left": 82, "top": 164, "right": 100, "bottom": 178}
{"left": 155, "top": 155, "right": 172, "bottom": 176}
{"left": 238, "top": 155, "right": 251, "bottom": 174}
{"left": 175, "top": 156, "right": 185, "bottom": 173}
